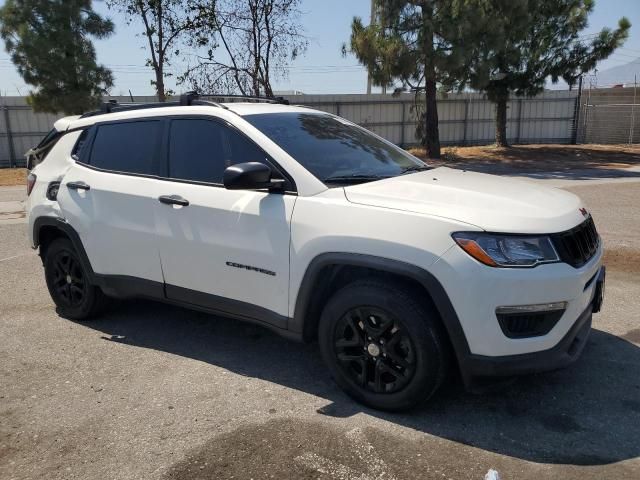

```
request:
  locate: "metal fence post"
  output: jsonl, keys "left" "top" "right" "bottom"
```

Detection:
{"left": 462, "top": 98, "right": 470, "bottom": 145}
{"left": 2, "top": 105, "right": 17, "bottom": 168}
{"left": 571, "top": 76, "right": 583, "bottom": 144}
{"left": 400, "top": 101, "right": 406, "bottom": 147}
{"left": 515, "top": 99, "right": 523, "bottom": 144}
{"left": 629, "top": 75, "right": 637, "bottom": 145}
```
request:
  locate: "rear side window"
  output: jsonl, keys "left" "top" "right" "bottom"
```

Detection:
{"left": 168, "top": 119, "right": 268, "bottom": 184}
{"left": 89, "top": 121, "right": 161, "bottom": 175}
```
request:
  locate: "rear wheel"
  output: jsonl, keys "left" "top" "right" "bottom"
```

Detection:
{"left": 44, "top": 238, "right": 106, "bottom": 320}
{"left": 319, "top": 279, "right": 448, "bottom": 411}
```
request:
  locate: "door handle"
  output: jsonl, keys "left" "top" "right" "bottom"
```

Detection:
{"left": 158, "top": 195, "right": 189, "bottom": 207}
{"left": 66, "top": 181, "right": 90, "bottom": 191}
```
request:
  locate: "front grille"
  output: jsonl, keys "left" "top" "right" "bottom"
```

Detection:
{"left": 551, "top": 216, "right": 600, "bottom": 268}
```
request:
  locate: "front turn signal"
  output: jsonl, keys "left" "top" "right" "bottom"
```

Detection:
{"left": 453, "top": 238, "right": 498, "bottom": 267}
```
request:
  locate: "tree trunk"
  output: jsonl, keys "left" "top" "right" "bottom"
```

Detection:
{"left": 422, "top": 6, "right": 440, "bottom": 159}
{"left": 155, "top": 68, "right": 166, "bottom": 102}
{"left": 424, "top": 78, "right": 441, "bottom": 159}
{"left": 495, "top": 91, "right": 509, "bottom": 147}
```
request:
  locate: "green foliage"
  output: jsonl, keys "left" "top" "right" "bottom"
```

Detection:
{"left": 346, "top": 0, "right": 475, "bottom": 92}
{"left": 466, "top": 0, "right": 630, "bottom": 145}
{"left": 344, "top": 1, "right": 479, "bottom": 158}
{"left": 0, "top": 0, "right": 114, "bottom": 114}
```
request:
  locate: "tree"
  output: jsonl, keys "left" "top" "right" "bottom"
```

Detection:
{"left": 344, "top": 1, "right": 477, "bottom": 159}
{"left": 181, "top": 0, "right": 307, "bottom": 97}
{"left": 108, "top": 0, "right": 198, "bottom": 101}
{"left": 467, "top": 0, "right": 630, "bottom": 147}
{"left": 0, "top": 0, "right": 114, "bottom": 114}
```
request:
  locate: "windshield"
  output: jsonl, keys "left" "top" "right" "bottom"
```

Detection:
{"left": 243, "top": 112, "right": 428, "bottom": 185}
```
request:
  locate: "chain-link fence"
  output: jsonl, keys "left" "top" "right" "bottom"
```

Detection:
{"left": 576, "top": 80, "right": 640, "bottom": 145}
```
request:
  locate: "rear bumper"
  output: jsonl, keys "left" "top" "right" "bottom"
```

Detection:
{"left": 462, "top": 304, "right": 592, "bottom": 378}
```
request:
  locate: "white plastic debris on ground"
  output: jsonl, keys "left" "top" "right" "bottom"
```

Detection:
{"left": 485, "top": 469, "right": 501, "bottom": 480}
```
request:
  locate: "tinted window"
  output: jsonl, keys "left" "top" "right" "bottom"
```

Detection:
{"left": 89, "top": 121, "right": 161, "bottom": 174}
{"left": 71, "top": 129, "right": 89, "bottom": 160}
{"left": 169, "top": 119, "right": 268, "bottom": 184}
{"left": 244, "top": 113, "right": 426, "bottom": 184}
{"left": 36, "top": 129, "right": 60, "bottom": 148}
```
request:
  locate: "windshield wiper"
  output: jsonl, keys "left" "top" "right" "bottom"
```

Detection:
{"left": 322, "top": 174, "right": 391, "bottom": 185}
{"left": 400, "top": 165, "right": 431, "bottom": 175}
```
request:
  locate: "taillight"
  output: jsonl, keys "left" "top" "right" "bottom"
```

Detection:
{"left": 27, "top": 172, "right": 37, "bottom": 196}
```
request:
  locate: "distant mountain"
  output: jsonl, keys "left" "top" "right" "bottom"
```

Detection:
{"left": 594, "top": 58, "right": 640, "bottom": 87}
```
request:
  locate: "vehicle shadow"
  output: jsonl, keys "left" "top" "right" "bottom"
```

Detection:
{"left": 80, "top": 299, "right": 640, "bottom": 466}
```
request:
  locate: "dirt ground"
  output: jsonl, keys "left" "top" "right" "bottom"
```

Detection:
{"left": 0, "top": 168, "right": 26, "bottom": 187}
{"left": 410, "top": 143, "right": 640, "bottom": 172}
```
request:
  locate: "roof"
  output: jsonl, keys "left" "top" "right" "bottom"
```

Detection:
{"left": 61, "top": 102, "right": 324, "bottom": 132}
{"left": 223, "top": 102, "right": 317, "bottom": 116}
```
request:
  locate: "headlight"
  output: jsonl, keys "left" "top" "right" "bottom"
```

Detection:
{"left": 452, "top": 232, "right": 559, "bottom": 267}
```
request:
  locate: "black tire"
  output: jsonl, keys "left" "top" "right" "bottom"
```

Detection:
{"left": 44, "top": 237, "right": 107, "bottom": 320}
{"left": 318, "top": 279, "right": 448, "bottom": 411}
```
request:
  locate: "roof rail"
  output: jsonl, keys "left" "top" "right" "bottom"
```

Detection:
{"left": 79, "top": 92, "right": 230, "bottom": 118}
{"left": 197, "top": 93, "right": 290, "bottom": 105}
{"left": 80, "top": 100, "right": 181, "bottom": 118}
{"left": 179, "top": 91, "right": 199, "bottom": 106}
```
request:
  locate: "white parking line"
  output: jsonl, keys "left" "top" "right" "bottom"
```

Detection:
{"left": 295, "top": 427, "right": 398, "bottom": 480}
{"left": 0, "top": 252, "right": 33, "bottom": 262}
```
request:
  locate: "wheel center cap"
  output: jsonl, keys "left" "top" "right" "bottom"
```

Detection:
{"left": 367, "top": 343, "right": 381, "bottom": 357}
{"left": 66, "top": 275, "right": 72, "bottom": 284}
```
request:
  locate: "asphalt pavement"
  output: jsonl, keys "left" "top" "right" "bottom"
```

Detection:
{"left": 0, "top": 179, "right": 638, "bottom": 480}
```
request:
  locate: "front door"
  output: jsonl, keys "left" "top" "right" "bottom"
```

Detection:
{"left": 154, "top": 117, "right": 296, "bottom": 325}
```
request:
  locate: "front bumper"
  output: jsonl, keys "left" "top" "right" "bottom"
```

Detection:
{"left": 463, "top": 303, "right": 592, "bottom": 378}
{"left": 460, "top": 265, "right": 605, "bottom": 380}
{"left": 432, "top": 241, "right": 604, "bottom": 357}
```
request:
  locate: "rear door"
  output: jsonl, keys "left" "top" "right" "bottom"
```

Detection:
{"left": 56, "top": 119, "right": 165, "bottom": 285}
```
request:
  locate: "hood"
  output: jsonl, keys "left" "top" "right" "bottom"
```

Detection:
{"left": 343, "top": 167, "right": 586, "bottom": 234}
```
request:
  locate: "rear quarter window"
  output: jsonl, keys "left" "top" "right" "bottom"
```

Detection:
{"left": 88, "top": 121, "right": 161, "bottom": 175}
{"left": 71, "top": 129, "right": 90, "bottom": 160}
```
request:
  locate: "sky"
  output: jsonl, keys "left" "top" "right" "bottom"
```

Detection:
{"left": 0, "top": 0, "right": 639, "bottom": 97}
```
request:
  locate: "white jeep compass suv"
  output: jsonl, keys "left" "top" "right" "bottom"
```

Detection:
{"left": 25, "top": 94, "right": 605, "bottom": 411}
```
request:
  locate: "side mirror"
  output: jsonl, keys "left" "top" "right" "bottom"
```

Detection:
{"left": 223, "top": 162, "right": 285, "bottom": 191}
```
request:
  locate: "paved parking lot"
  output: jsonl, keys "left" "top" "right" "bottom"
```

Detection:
{"left": 1, "top": 179, "right": 639, "bottom": 480}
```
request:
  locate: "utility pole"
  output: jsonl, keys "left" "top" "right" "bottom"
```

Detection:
{"left": 366, "top": 0, "right": 374, "bottom": 95}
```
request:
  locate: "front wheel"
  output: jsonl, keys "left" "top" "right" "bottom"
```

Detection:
{"left": 318, "top": 279, "right": 449, "bottom": 411}
{"left": 44, "top": 237, "right": 107, "bottom": 320}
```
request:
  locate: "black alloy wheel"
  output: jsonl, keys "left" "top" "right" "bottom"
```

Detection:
{"left": 333, "top": 306, "right": 417, "bottom": 394}
{"left": 44, "top": 238, "right": 107, "bottom": 320}
{"left": 319, "top": 279, "right": 449, "bottom": 411}
{"left": 50, "top": 248, "right": 87, "bottom": 308}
